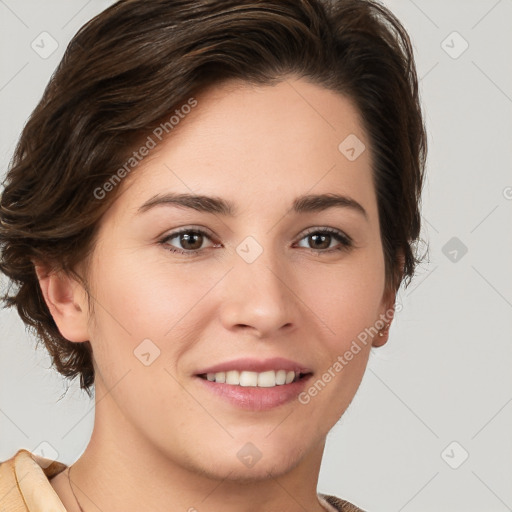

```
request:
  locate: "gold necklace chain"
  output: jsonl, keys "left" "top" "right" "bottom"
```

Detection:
{"left": 67, "top": 466, "right": 86, "bottom": 512}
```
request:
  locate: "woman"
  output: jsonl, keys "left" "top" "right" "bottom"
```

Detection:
{"left": 0, "top": 0, "right": 426, "bottom": 510}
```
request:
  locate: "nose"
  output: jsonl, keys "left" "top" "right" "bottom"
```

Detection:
{"left": 218, "top": 246, "right": 298, "bottom": 338}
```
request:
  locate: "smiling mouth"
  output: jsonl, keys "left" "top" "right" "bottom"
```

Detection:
{"left": 197, "top": 369, "right": 312, "bottom": 387}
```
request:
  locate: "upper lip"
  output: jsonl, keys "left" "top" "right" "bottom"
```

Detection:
{"left": 195, "top": 357, "right": 313, "bottom": 375}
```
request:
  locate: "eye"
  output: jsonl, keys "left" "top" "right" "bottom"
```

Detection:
{"left": 295, "top": 227, "right": 353, "bottom": 253}
{"left": 159, "top": 226, "right": 353, "bottom": 257}
{"left": 159, "top": 228, "right": 218, "bottom": 256}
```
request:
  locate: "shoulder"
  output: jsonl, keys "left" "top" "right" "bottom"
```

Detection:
{"left": 319, "top": 492, "right": 367, "bottom": 512}
{"left": 0, "top": 448, "right": 68, "bottom": 511}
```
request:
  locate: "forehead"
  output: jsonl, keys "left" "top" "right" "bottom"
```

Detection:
{"left": 167, "top": 78, "right": 367, "bottom": 159}
{"left": 113, "top": 78, "right": 376, "bottom": 219}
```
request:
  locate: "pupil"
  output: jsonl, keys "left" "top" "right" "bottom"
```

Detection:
{"left": 311, "top": 234, "right": 330, "bottom": 249}
{"left": 182, "top": 233, "right": 202, "bottom": 250}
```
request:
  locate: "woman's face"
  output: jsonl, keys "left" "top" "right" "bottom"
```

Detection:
{"left": 81, "top": 77, "right": 394, "bottom": 479}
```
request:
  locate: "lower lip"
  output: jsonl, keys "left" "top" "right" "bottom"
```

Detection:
{"left": 195, "top": 375, "right": 313, "bottom": 411}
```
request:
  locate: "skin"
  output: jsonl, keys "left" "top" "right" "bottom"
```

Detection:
{"left": 40, "top": 77, "right": 399, "bottom": 512}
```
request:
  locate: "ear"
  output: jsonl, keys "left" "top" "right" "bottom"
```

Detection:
{"left": 33, "top": 261, "right": 90, "bottom": 343}
{"left": 372, "top": 250, "right": 405, "bottom": 348}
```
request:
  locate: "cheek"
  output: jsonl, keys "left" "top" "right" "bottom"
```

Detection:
{"left": 298, "top": 249, "right": 386, "bottom": 346}
{"left": 289, "top": 257, "right": 385, "bottom": 435}
{"left": 90, "top": 248, "right": 201, "bottom": 335}
{"left": 86, "top": 250, "right": 223, "bottom": 378}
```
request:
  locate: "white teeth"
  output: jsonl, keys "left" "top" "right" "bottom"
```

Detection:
{"left": 257, "top": 370, "right": 275, "bottom": 387}
{"left": 202, "top": 369, "right": 301, "bottom": 387}
{"left": 207, "top": 371, "right": 226, "bottom": 382}
{"left": 275, "top": 369, "right": 287, "bottom": 385}
{"left": 226, "top": 370, "right": 239, "bottom": 385}
{"left": 240, "top": 371, "right": 258, "bottom": 387}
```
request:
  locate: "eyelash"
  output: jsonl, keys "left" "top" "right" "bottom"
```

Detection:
{"left": 158, "top": 226, "right": 353, "bottom": 257}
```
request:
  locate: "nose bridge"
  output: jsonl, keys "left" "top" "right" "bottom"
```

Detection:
{"left": 219, "top": 235, "right": 296, "bottom": 335}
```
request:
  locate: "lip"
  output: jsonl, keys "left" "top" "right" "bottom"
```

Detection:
{"left": 194, "top": 357, "right": 312, "bottom": 375}
{"left": 195, "top": 373, "right": 313, "bottom": 411}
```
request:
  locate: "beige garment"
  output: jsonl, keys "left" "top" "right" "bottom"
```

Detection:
{"left": 0, "top": 449, "right": 365, "bottom": 511}
{"left": 0, "top": 449, "right": 67, "bottom": 511}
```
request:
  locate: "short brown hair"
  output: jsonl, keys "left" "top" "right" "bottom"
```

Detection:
{"left": 0, "top": 0, "right": 427, "bottom": 397}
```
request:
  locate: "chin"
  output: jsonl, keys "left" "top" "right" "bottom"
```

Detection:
{"left": 205, "top": 456, "right": 300, "bottom": 483}
{"left": 184, "top": 440, "right": 306, "bottom": 482}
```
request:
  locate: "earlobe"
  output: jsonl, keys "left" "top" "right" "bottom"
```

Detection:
{"left": 372, "top": 305, "right": 394, "bottom": 348}
{"left": 33, "top": 262, "right": 90, "bottom": 342}
{"left": 371, "top": 293, "right": 397, "bottom": 348}
{"left": 372, "top": 250, "right": 404, "bottom": 348}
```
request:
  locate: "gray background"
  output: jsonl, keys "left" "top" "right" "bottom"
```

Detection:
{"left": 1, "top": 1, "right": 511, "bottom": 511}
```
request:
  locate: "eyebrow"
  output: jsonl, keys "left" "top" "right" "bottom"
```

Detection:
{"left": 137, "top": 192, "right": 368, "bottom": 220}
